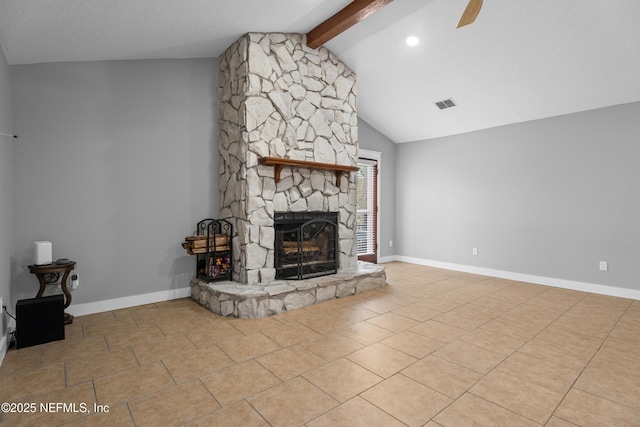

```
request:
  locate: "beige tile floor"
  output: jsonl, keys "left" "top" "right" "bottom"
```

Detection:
{"left": 1, "top": 262, "right": 639, "bottom": 426}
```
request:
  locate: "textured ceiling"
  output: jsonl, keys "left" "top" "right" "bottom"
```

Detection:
{"left": 1, "top": 0, "right": 639, "bottom": 143}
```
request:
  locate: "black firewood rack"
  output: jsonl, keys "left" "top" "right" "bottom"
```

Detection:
{"left": 195, "top": 219, "right": 233, "bottom": 281}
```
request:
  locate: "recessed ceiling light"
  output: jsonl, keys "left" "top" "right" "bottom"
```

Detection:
{"left": 406, "top": 36, "right": 419, "bottom": 46}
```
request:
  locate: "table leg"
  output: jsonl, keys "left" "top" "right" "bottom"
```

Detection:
{"left": 60, "top": 271, "right": 73, "bottom": 308}
{"left": 35, "top": 274, "right": 47, "bottom": 298}
{"left": 60, "top": 270, "right": 74, "bottom": 324}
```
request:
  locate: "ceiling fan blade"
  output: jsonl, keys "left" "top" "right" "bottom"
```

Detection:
{"left": 456, "top": 0, "right": 483, "bottom": 28}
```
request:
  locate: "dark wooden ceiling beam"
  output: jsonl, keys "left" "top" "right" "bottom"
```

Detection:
{"left": 306, "top": 0, "right": 394, "bottom": 49}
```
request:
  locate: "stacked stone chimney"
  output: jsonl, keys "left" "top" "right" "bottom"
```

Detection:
{"left": 218, "top": 33, "right": 358, "bottom": 285}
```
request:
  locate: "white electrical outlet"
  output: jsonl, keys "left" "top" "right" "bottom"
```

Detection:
{"left": 70, "top": 272, "right": 79, "bottom": 289}
{"left": 472, "top": 248, "right": 478, "bottom": 256}
{"left": 599, "top": 261, "right": 608, "bottom": 271}
{"left": 389, "top": 240, "right": 393, "bottom": 247}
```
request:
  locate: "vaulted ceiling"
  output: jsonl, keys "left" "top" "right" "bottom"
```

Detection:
{"left": 1, "top": 0, "right": 639, "bottom": 143}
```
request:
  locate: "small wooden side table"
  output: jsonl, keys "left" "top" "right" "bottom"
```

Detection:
{"left": 28, "top": 261, "right": 76, "bottom": 324}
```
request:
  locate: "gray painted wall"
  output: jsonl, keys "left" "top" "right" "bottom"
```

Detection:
{"left": 11, "top": 58, "right": 219, "bottom": 305}
{"left": 8, "top": 56, "right": 398, "bottom": 311}
{"left": 0, "top": 45, "right": 13, "bottom": 347}
{"left": 358, "top": 118, "right": 396, "bottom": 261}
{"left": 396, "top": 102, "right": 640, "bottom": 291}
{"left": 8, "top": 54, "right": 637, "bottom": 312}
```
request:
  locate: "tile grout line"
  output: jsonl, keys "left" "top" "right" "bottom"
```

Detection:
{"left": 548, "top": 297, "right": 638, "bottom": 421}
{"left": 2, "top": 264, "right": 638, "bottom": 426}
{"left": 407, "top": 280, "right": 589, "bottom": 425}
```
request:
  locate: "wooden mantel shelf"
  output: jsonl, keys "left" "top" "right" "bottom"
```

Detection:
{"left": 258, "top": 157, "right": 359, "bottom": 186}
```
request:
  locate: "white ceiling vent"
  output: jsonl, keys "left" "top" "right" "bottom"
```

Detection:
{"left": 435, "top": 98, "right": 457, "bottom": 110}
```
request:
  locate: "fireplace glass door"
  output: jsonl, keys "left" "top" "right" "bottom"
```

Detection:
{"left": 275, "top": 212, "right": 338, "bottom": 280}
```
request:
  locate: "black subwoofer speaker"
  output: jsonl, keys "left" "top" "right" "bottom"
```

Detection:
{"left": 16, "top": 294, "right": 65, "bottom": 349}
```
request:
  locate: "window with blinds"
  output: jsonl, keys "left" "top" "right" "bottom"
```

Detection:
{"left": 356, "top": 158, "right": 377, "bottom": 262}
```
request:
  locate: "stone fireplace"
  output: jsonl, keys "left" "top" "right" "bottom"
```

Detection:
{"left": 190, "top": 32, "right": 385, "bottom": 318}
{"left": 217, "top": 32, "right": 359, "bottom": 285}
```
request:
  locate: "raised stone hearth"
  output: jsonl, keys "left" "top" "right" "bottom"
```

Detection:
{"left": 191, "top": 262, "right": 385, "bottom": 318}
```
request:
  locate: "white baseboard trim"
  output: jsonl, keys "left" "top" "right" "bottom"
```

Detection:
{"left": 33, "top": 254, "right": 640, "bottom": 323}
{"left": 391, "top": 256, "right": 640, "bottom": 301}
{"left": 0, "top": 334, "right": 8, "bottom": 366}
{"left": 66, "top": 287, "right": 192, "bottom": 317}
{"left": 0, "top": 319, "right": 16, "bottom": 367}
{"left": 378, "top": 256, "right": 398, "bottom": 264}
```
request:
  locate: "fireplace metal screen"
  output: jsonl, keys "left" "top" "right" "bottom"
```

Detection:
{"left": 274, "top": 212, "right": 338, "bottom": 280}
